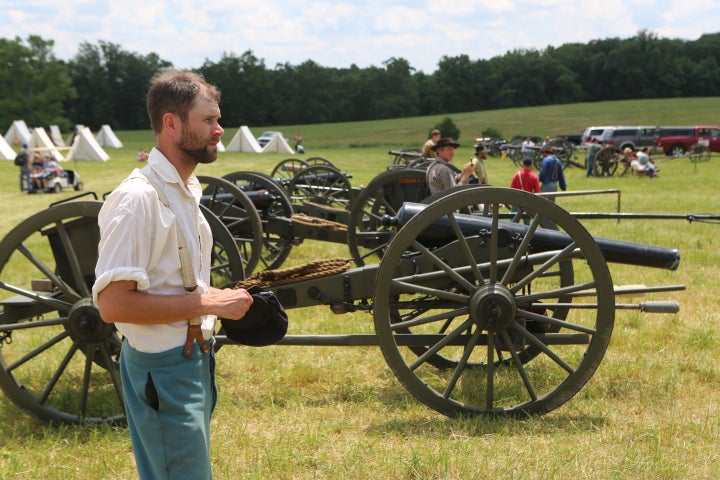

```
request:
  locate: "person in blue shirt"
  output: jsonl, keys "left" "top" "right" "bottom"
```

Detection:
{"left": 538, "top": 145, "right": 567, "bottom": 201}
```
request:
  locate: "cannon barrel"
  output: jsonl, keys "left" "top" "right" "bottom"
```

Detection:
{"left": 201, "top": 190, "right": 277, "bottom": 209}
{"left": 390, "top": 202, "right": 680, "bottom": 271}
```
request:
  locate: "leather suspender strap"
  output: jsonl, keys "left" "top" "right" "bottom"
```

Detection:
{"left": 130, "top": 172, "right": 211, "bottom": 358}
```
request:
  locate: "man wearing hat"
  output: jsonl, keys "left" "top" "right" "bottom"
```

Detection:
{"left": 426, "top": 137, "right": 475, "bottom": 194}
{"left": 469, "top": 144, "right": 490, "bottom": 185}
{"left": 538, "top": 144, "right": 567, "bottom": 201}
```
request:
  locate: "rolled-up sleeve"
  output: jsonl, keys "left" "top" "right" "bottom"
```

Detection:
{"left": 92, "top": 181, "right": 160, "bottom": 304}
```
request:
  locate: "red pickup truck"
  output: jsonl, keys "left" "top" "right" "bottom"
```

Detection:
{"left": 656, "top": 126, "right": 720, "bottom": 156}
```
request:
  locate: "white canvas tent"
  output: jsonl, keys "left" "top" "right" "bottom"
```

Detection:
{"left": 66, "top": 127, "right": 109, "bottom": 161}
{"left": 226, "top": 126, "right": 262, "bottom": 152}
{"left": 217, "top": 140, "right": 225, "bottom": 152}
{"left": 66, "top": 124, "right": 85, "bottom": 146}
{"left": 261, "top": 133, "right": 294, "bottom": 154}
{"left": 4, "top": 120, "right": 32, "bottom": 146}
{"left": 49, "top": 125, "right": 65, "bottom": 146}
{"left": 95, "top": 124, "right": 123, "bottom": 148}
{"left": 29, "top": 128, "right": 64, "bottom": 161}
{"left": 0, "top": 135, "right": 16, "bottom": 160}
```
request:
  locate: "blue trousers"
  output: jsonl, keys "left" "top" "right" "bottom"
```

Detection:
{"left": 120, "top": 339, "right": 217, "bottom": 480}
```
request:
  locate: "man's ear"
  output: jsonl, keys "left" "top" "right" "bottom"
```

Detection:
{"left": 162, "top": 113, "right": 178, "bottom": 135}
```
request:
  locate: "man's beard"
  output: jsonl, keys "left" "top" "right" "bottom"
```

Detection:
{"left": 178, "top": 127, "right": 218, "bottom": 165}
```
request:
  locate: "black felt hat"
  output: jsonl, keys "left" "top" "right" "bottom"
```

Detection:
{"left": 220, "top": 287, "right": 288, "bottom": 347}
{"left": 431, "top": 137, "right": 461, "bottom": 151}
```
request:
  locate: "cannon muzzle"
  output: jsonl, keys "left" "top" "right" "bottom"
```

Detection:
{"left": 388, "top": 203, "right": 680, "bottom": 271}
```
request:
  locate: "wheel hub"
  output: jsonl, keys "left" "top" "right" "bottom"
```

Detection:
{"left": 67, "top": 298, "right": 115, "bottom": 343}
{"left": 469, "top": 284, "right": 517, "bottom": 332}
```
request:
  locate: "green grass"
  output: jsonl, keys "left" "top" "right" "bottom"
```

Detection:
{"left": 1, "top": 97, "right": 720, "bottom": 479}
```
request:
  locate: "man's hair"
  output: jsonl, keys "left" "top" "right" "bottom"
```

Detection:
{"left": 146, "top": 69, "right": 221, "bottom": 134}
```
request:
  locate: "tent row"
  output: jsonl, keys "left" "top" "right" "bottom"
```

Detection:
{"left": 2, "top": 121, "right": 122, "bottom": 161}
{"left": 224, "top": 126, "right": 295, "bottom": 154}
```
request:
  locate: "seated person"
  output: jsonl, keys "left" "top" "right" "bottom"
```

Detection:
{"left": 634, "top": 147, "right": 658, "bottom": 177}
{"left": 30, "top": 153, "right": 46, "bottom": 190}
{"left": 33, "top": 155, "right": 65, "bottom": 190}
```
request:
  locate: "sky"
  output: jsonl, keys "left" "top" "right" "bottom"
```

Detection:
{"left": 2, "top": 0, "right": 719, "bottom": 74}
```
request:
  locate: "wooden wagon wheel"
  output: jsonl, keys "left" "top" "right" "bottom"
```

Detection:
{"left": 547, "top": 139, "right": 574, "bottom": 168}
{"left": 594, "top": 146, "right": 619, "bottom": 176}
{"left": 270, "top": 158, "right": 309, "bottom": 180}
{"left": 347, "top": 167, "right": 430, "bottom": 266}
{"left": 0, "top": 201, "right": 244, "bottom": 424}
{"left": 392, "top": 148, "right": 423, "bottom": 165}
{"left": 197, "top": 175, "right": 263, "bottom": 277}
{"left": 221, "top": 171, "right": 296, "bottom": 271}
{"left": 373, "top": 187, "right": 614, "bottom": 417}
{"left": 305, "top": 157, "right": 337, "bottom": 168}
{"left": 287, "top": 164, "right": 354, "bottom": 210}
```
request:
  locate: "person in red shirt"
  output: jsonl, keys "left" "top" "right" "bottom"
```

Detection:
{"left": 510, "top": 157, "right": 540, "bottom": 193}
{"left": 509, "top": 157, "right": 540, "bottom": 224}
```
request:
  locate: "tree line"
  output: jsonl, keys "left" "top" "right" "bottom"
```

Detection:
{"left": 2, "top": 30, "right": 719, "bottom": 133}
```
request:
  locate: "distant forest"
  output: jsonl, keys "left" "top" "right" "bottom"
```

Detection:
{"left": 2, "top": 30, "right": 720, "bottom": 131}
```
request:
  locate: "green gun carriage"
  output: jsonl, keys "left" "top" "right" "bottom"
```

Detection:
{"left": 0, "top": 186, "right": 697, "bottom": 424}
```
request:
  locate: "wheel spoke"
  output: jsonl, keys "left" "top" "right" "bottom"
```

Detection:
{"left": 6, "top": 329, "right": 70, "bottom": 372}
{"left": 39, "top": 339, "right": 81, "bottom": 404}
{"left": 408, "top": 318, "right": 474, "bottom": 371}
{"left": 443, "top": 326, "right": 484, "bottom": 398}
{"left": 16, "top": 243, "right": 81, "bottom": 299}
{"left": 446, "top": 212, "right": 485, "bottom": 285}
{"left": 54, "top": 220, "right": 92, "bottom": 298}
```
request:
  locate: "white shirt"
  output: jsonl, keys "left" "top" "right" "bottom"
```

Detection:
{"left": 92, "top": 149, "right": 215, "bottom": 353}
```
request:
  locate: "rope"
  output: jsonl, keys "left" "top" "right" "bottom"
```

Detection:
{"left": 234, "top": 258, "right": 352, "bottom": 289}
{"left": 291, "top": 212, "right": 347, "bottom": 231}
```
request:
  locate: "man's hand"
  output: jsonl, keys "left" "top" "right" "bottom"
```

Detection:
{"left": 208, "top": 287, "right": 254, "bottom": 320}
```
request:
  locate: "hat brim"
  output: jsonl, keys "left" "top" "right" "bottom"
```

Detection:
{"left": 431, "top": 142, "right": 460, "bottom": 151}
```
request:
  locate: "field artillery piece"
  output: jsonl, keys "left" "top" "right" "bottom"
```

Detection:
{"left": 0, "top": 187, "right": 694, "bottom": 424}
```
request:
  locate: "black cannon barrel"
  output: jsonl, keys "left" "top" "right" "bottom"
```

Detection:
{"left": 200, "top": 191, "right": 277, "bottom": 209}
{"left": 390, "top": 203, "right": 680, "bottom": 271}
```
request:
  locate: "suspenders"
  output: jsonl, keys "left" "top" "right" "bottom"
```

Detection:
{"left": 131, "top": 172, "right": 211, "bottom": 358}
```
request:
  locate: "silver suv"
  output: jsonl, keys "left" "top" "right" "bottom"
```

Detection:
{"left": 609, "top": 126, "right": 658, "bottom": 151}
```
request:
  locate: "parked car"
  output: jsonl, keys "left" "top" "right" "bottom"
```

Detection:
{"left": 656, "top": 126, "right": 720, "bottom": 156}
{"left": 581, "top": 126, "right": 616, "bottom": 147}
{"left": 257, "top": 131, "right": 288, "bottom": 147}
{"left": 608, "top": 126, "right": 659, "bottom": 152}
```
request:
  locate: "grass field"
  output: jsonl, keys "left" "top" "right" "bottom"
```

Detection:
{"left": 1, "top": 98, "right": 719, "bottom": 479}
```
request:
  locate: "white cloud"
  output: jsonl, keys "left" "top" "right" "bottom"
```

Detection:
{"left": 0, "top": 0, "right": 717, "bottom": 73}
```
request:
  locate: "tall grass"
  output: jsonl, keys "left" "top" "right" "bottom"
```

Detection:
{"left": 1, "top": 98, "right": 719, "bottom": 479}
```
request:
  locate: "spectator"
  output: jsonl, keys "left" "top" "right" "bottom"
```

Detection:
{"left": 585, "top": 137, "right": 601, "bottom": 177}
{"left": 521, "top": 137, "right": 535, "bottom": 163}
{"left": 510, "top": 158, "right": 540, "bottom": 194}
{"left": 15, "top": 142, "right": 31, "bottom": 192}
{"left": 425, "top": 137, "right": 474, "bottom": 194}
{"left": 509, "top": 158, "right": 540, "bottom": 225}
{"left": 635, "top": 147, "right": 658, "bottom": 177}
{"left": 538, "top": 145, "right": 567, "bottom": 201}
{"left": 294, "top": 134, "right": 304, "bottom": 154}
{"left": 137, "top": 148, "right": 149, "bottom": 161}
{"left": 421, "top": 129, "right": 441, "bottom": 158}
{"left": 469, "top": 144, "right": 490, "bottom": 185}
{"left": 30, "top": 152, "right": 45, "bottom": 191}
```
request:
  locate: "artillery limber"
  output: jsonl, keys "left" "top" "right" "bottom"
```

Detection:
{"left": 1, "top": 186, "right": 703, "bottom": 424}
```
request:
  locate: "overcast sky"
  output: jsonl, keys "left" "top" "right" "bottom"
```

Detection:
{"left": 2, "top": 0, "right": 718, "bottom": 73}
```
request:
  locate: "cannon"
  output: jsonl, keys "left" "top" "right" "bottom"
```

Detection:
{"left": 0, "top": 187, "right": 692, "bottom": 423}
